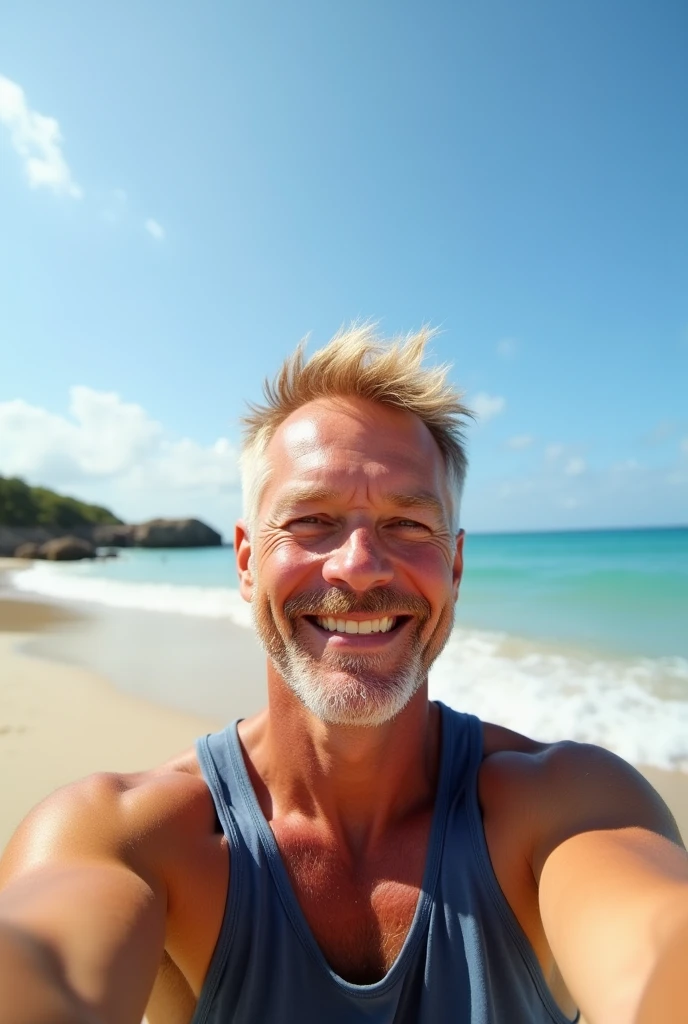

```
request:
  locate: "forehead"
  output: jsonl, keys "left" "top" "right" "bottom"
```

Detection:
{"left": 262, "top": 397, "right": 450, "bottom": 508}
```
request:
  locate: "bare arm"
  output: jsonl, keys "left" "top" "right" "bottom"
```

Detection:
{"left": 534, "top": 744, "right": 688, "bottom": 1024}
{"left": 0, "top": 775, "right": 168, "bottom": 1024}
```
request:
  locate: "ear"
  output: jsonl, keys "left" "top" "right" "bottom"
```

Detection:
{"left": 452, "top": 529, "right": 465, "bottom": 601}
{"left": 235, "top": 520, "right": 254, "bottom": 602}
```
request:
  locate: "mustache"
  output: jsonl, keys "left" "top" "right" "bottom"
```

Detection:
{"left": 283, "top": 587, "right": 431, "bottom": 622}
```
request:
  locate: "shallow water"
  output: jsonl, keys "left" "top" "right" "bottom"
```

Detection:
{"left": 10, "top": 527, "right": 688, "bottom": 771}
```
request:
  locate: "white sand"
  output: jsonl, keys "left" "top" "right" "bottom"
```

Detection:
{"left": 0, "top": 579, "right": 685, "bottom": 1024}
{"left": 0, "top": 629, "right": 219, "bottom": 850}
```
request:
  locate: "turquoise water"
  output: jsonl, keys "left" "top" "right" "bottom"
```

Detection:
{"left": 20, "top": 527, "right": 688, "bottom": 660}
{"left": 461, "top": 528, "right": 688, "bottom": 659}
{"left": 12, "top": 526, "right": 688, "bottom": 768}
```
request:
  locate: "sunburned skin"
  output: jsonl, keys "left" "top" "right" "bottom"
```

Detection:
{"left": 67, "top": 718, "right": 579, "bottom": 1022}
{"left": 241, "top": 397, "right": 460, "bottom": 727}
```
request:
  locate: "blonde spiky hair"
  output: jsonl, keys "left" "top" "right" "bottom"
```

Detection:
{"left": 240, "top": 324, "right": 473, "bottom": 531}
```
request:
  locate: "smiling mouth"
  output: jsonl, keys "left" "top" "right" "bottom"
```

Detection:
{"left": 308, "top": 615, "right": 409, "bottom": 635}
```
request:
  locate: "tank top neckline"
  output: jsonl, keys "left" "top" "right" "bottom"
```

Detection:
{"left": 225, "top": 702, "right": 462, "bottom": 997}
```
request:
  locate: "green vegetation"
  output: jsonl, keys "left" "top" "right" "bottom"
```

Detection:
{"left": 0, "top": 476, "right": 123, "bottom": 529}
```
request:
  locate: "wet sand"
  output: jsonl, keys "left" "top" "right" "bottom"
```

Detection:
{"left": 0, "top": 605, "right": 220, "bottom": 850}
{"left": 0, "top": 568, "right": 685, "bottom": 1024}
{"left": 0, "top": 579, "right": 685, "bottom": 843}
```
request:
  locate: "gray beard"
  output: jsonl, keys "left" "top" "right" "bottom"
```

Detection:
{"left": 268, "top": 632, "right": 427, "bottom": 727}
{"left": 251, "top": 586, "right": 453, "bottom": 727}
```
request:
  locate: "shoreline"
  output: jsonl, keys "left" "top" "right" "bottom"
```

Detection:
{"left": 0, "top": 625, "right": 219, "bottom": 851}
{"left": 0, "top": 565, "right": 267, "bottom": 850}
{"left": 0, "top": 564, "right": 686, "bottom": 848}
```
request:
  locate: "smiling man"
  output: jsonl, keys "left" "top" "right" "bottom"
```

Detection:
{"left": 0, "top": 326, "right": 687, "bottom": 1024}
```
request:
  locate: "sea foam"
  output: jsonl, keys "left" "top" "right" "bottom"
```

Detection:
{"left": 10, "top": 562, "right": 688, "bottom": 772}
{"left": 429, "top": 629, "right": 688, "bottom": 772}
{"left": 11, "top": 561, "right": 253, "bottom": 628}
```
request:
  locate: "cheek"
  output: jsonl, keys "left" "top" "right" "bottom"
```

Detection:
{"left": 257, "top": 537, "right": 321, "bottom": 588}
{"left": 405, "top": 548, "right": 455, "bottom": 592}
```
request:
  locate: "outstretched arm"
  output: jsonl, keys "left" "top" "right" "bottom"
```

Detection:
{"left": 0, "top": 774, "right": 168, "bottom": 1024}
{"left": 534, "top": 744, "right": 688, "bottom": 1024}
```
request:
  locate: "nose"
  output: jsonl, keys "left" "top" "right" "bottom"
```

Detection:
{"left": 321, "top": 526, "right": 394, "bottom": 593}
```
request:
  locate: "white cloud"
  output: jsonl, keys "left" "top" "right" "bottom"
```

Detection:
{"left": 506, "top": 434, "right": 533, "bottom": 450}
{"left": 464, "top": 448, "right": 688, "bottom": 533}
{"left": 0, "top": 388, "right": 239, "bottom": 500}
{"left": 0, "top": 388, "right": 162, "bottom": 481}
{"left": 471, "top": 392, "right": 506, "bottom": 423}
{"left": 138, "top": 437, "right": 239, "bottom": 491}
{"left": 145, "top": 218, "right": 165, "bottom": 240}
{"left": 545, "top": 444, "right": 565, "bottom": 462}
{"left": 496, "top": 337, "right": 517, "bottom": 359}
{"left": 0, "top": 74, "right": 81, "bottom": 198}
{"left": 564, "top": 457, "right": 586, "bottom": 476}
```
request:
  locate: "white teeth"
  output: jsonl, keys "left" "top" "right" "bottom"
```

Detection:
{"left": 314, "top": 616, "right": 397, "bottom": 634}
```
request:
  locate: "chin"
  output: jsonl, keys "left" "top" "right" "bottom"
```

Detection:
{"left": 253, "top": 595, "right": 448, "bottom": 727}
{"left": 279, "top": 650, "right": 426, "bottom": 728}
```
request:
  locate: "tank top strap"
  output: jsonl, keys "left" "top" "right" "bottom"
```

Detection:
{"left": 435, "top": 701, "right": 484, "bottom": 798}
{"left": 195, "top": 723, "right": 263, "bottom": 1022}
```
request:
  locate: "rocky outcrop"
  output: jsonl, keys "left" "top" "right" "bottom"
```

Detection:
{"left": 1, "top": 518, "right": 223, "bottom": 556}
{"left": 13, "top": 542, "right": 45, "bottom": 559}
{"left": 91, "top": 524, "right": 136, "bottom": 547}
{"left": 0, "top": 526, "right": 59, "bottom": 556}
{"left": 133, "top": 518, "right": 222, "bottom": 548}
{"left": 40, "top": 536, "right": 96, "bottom": 561}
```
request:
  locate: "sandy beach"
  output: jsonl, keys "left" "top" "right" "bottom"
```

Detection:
{"left": 0, "top": 562, "right": 685, "bottom": 1024}
{"left": 0, "top": 605, "right": 219, "bottom": 850}
{"left": 1, "top": 561, "right": 686, "bottom": 850}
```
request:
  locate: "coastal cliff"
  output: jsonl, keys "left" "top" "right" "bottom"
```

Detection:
{"left": 0, "top": 477, "right": 223, "bottom": 556}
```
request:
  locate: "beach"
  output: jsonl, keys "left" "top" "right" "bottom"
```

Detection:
{"left": 0, "top": 566, "right": 270, "bottom": 850}
{"left": 0, "top": 560, "right": 686, "bottom": 1024}
{"left": 1, "top": 557, "right": 686, "bottom": 849}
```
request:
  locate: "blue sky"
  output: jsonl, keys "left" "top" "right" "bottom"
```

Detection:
{"left": 1, "top": 0, "right": 686, "bottom": 537}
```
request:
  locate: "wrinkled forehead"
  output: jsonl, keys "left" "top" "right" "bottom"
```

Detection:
{"left": 262, "top": 397, "right": 453, "bottom": 514}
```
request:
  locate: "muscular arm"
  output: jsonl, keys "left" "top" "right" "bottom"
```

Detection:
{"left": 0, "top": 774, "right": 168, "bottom": 1024}
{"left": 533, "top": 744, "right": 688, "bottom": 1024}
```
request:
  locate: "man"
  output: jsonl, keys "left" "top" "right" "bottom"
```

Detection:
{"left": 0, "top": 325, "right": 686, "bottom": 1024}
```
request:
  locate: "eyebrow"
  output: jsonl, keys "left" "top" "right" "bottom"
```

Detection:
{"left": 383, "top": 491, "right": 446, "bottom": 517}
{"left": 271, "top": 487, "right": 446, "bottom": 520}
{"left": 270, "top": 487, "right": 340, "bottom": 521}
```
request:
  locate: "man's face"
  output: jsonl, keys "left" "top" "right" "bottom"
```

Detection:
{"left": 237, "top": 397, "right": 463, "bottom": 727}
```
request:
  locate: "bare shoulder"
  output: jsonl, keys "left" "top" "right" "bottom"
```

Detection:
{"left": 478, "top": 721, "right": 684, "bottom": 875}
{"left": 0, "top": 746, "right": 217, "bottom": 887}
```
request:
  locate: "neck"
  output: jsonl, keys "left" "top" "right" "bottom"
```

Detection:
{"left": 238, "top": 668, "right": 441, "bottom": 856}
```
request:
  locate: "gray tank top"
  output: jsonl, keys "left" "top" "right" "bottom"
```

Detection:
{"left": 193, "top": 703, "right": 578, "bottom": 1023}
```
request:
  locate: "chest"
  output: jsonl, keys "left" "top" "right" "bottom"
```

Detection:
{"left": 271, "top": 815, "right": 433, "bottom": 984}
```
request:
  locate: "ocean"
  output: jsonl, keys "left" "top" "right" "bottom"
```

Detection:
{"left": 10, "top": 527, "right": 688, "bottom": 772}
